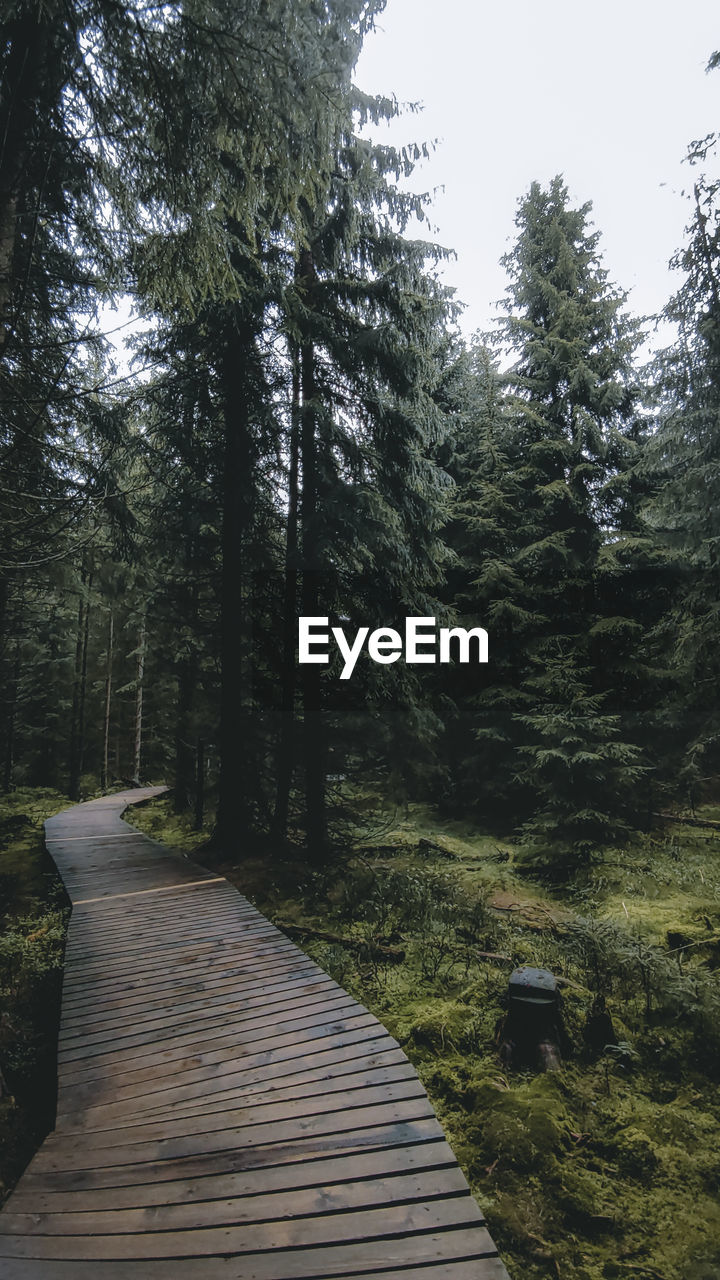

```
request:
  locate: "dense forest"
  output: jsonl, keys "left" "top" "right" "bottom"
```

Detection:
{"left": 2, "top": 3, "right": 720, "bottom": 1278}
{"left": 2, "top": 4, "right": 720, "bottom": 850}
{"left": 1, "top": 1, "right": 719, "bottom": 853}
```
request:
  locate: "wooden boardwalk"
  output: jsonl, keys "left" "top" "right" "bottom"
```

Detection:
{"left": 0, "top": 789, "right": 510, "bottom": 1279}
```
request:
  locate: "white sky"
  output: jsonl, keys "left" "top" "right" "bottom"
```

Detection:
{"left": 355, "top": 0, "right": 720, "bottom": 350}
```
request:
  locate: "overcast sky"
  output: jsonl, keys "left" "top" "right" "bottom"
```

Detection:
{"left": 355, "top": 0, "right": 719, "bottom": 350}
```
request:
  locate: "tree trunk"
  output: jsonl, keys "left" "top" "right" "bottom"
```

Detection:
{"left": 68, "top": 589, "right": 85, "bottom": 801}
{"left": 132, "top": 611, "right": 146, "bottom": 785}
{"left": 174, "top": 656, "right": 196, "bottom": 813}
{"left": 101, "top": 610, "right": 113, "bottom": 792}
{"left": 0, "top": 573, "right": 9, "bottom": 655}
{"left": 2, "top": 640, "right": 20, "bottom": 792}
{"left": 0, "top": 190, "right": 18, "bottom": 356}
{"left": 76, "top": 570, "right": 92, "bottom": 789}
{"left": 174, "top": 558, "right": 198, "bottom": 812}
{"left": 68, "top": 562, "right": 92, "bottom": 800}
{"left": 272, "top": 341, "right": 301, "bottom": 840}
{"left": 37, "top": 606, "right": 59, "bottom": 786}
{"left": 298, "top": 253, "right": 327, "bottom": 859}
{"left": 215, "top": 314, "right": 258, "bottom": 849}
{"left": 0, "top": 17, "right": 56, "bottom": 360}
{"left": 195, "top": 737, "right": 205, "bottom": 831}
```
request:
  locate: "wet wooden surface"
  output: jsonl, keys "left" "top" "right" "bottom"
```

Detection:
{"left": 0, "top": 789, "right": 510, "bottom": 1278}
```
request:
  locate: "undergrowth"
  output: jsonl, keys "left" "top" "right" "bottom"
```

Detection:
{"left": 0, "top": 789, "right": 70, "bottom": 1205}
{"left": 129, "top": 793, "right": 720, "bottom": 1277}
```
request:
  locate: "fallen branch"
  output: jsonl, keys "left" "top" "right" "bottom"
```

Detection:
{"left": 665, "top": 934, "right": 720, "bottom": 955}
{"left": 417, "top": 837, "right": 458, "bottom": 860}
{"left": 617, "top": 1264, "right": 668, "bottom": 1280}
{"left": 653, "top": 811, "right": 720, "bottom": 830}
{"left": 276, "top": 920, "right": 405, "bottom": 961}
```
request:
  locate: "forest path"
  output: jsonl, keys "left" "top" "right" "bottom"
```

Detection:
{"left": 0, "top": 790, "right": 509, "bottom": 1279}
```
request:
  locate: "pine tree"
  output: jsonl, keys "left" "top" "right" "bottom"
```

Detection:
{"left": 438, "top": 340, "right": 528, "bottom": 817}
{"left": 444, "top": 179, "right": 646, "bottom": 849}
{"left": 272, "top": 120, "right": 455, "bottom": 852}
{"left": 643, "top": 106, "right": 720, "bottom": 802}
{"left": 517, "top": 655, "right": 645, "bottom": 867}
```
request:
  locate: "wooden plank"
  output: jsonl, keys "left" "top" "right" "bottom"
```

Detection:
{"left": 59, "top": 1047, "right": 410, "bottom": 1133}
{"left": 57, "top": 976, "right": 346, "bottom": 1073}
{"left": 55, "top": 1062, "right": 421, "bottom": 1142}
{"left": 58, "top": 951, "right": 317, "bottom": 1017}
{"left": 59, "top": 981, "right": 350, "bottom": 1050}
{"left": 56, "top": 1034, "right": 404, "bottom": 1126}
{"left": 57, "top": 1010, "right": 381, "bottom": 1094}
{"left": 54, "top": 1015, "right": 387, "bottom": 1114}
{"left": 65, "top": 900, "right": 274, "bottom": 942}
{"left": 0, "top": 1196, "right": 485, "bottom": 1257}
{"left": 58, "top": 965, "right": 338, "bottom": 1020}
{"left": 6, "top": 1139, "right": 458, "bottom": 1212}
{"left": 0, "top": 1228, "right": 504, "bottom": 1278}
{"left": 43, "top": 1082, "right": 433, "bottom": 1169}
{"left": 19, "top": 1118, "right": 449, "bottom": 1192}
{"left": 59, "top": 977, "right": 353, "bottom": 1041}
{"left": 31, "top": 1098, "right": 440, "bottom": 1176}
{"left": 59, "top": 944, "right": 305, "bottom": 1003}
{"left": 60, "top": 993, "right": 369, "bottom": 1068}
{"left": 60, "top": 926, "right": 290, "bottom": 986}
{"left": 59, "top": 1037, "right": 406, "bottom": 1125}
{"left": 59, "top": 949, "right": 319, "bottom": 1010}
{"left": 0, "top": 1165, "right": 471, "bottom": 1235}
{"left": 57, "top": 1019, "right": 397, "bottom": 1112}
{"left": 57, "top": 1016, "right": 391, "bottom": 1095}
{"left": 63, "top": 910, "right": 271, "bottom": 958}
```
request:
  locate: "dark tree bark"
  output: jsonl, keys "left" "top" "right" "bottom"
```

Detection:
{"left": 215, "top": 312, "right": 258, "bottom": 849}
{"left": 2, "top": 640, "right": 20, "bottom": 792}
{"left": 68, "top": 562, "right": 92, "bottom": 800}
{"left": 76, "top": 570, "right": 92, "bottom": 790}
{"left": 132, "top": 611, "right": 146, "bottom": 785}
{"left": 0, "top": 574, "right": 9, "bottom": 652}
{"left": 101, "top": 610, "right": 113, "bottom": 792}
{"left": 68, "top": 587, "right": 85, "bottom": 800}
{"left": 272, "top": 340, "right": 301, "bottom": 841}
{"left": 195, "top": 737, "right": 205, "bottom": 831}
{"left": 0, "top": 15, "right": 65, "bottom": 360}
{"left": 174, "top": 652, "right": 197, "bottom": 813}
{"left": 298, "top": 251, "right": 328, "bottom": 858}
{"left": 36, "top": 606, "right": 59, "bottom": 787}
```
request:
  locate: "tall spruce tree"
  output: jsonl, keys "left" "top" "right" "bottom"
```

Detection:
{"left": 438, "top": 340, "right": 527, "bottom": 817}
{"left": 643, "top": 107, "right": 720, "bottom": 803}
{"left": 445, "top": 178, "right": 646, "bottom": 853}
{"left": 271, "top": 120, "right": 455, "bottom": 853}
{"left": 502, "top": 178, "right": 646, "bottom": 857}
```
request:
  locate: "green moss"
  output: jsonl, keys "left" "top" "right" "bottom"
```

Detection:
{"left": 126, "top": 794, "right": 209, "bottom": 854}
{"left": 0, "top": 789, "right": 71, "bottom": 1207}
{"left": 0, "top": 787, "right": 70, "bottom": 915}
{"left": 130, "top": 789, "right": 720, "bottom": 1280}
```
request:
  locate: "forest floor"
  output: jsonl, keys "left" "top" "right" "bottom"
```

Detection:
{"left": 2, "top": 785, "right": 720, "bottom": 1280}
{"left": 132, "top": 790, "right": 720, "bottom": 1280}
{"left": 0, "top": 788, "right": 70, "bottom": 1204}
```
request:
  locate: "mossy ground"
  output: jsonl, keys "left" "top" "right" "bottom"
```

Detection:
{"left": 130, "top": 790, "right": 720, "bottom": 1280}
{"left": 0, "top": 788, "right": 71, "bottom": 1205}
{"left": 0, "top": 786, "right": 709, "bottom": 1278}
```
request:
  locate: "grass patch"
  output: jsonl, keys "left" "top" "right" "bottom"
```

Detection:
{"left": 126, "top": 791, "right": 720, "bottom": 1278}
{"left": 0, "top": 789, "right": 71, "bottom": 1206}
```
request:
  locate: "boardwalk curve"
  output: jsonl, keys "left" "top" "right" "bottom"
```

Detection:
{"left": 0, "top": 789, "right": 510, "bottom": 1279}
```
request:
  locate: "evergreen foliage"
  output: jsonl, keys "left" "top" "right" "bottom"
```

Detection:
{"left": 644, "top": 115, "right": 720, "bottom": 802}
{"left": 2, "top": 6, "right": 720, "bottom": 872}
{"left": 443, "top": 178, "right": 647, "bottom": 850}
